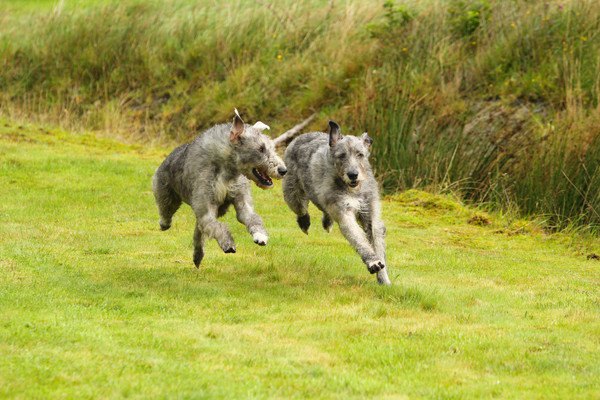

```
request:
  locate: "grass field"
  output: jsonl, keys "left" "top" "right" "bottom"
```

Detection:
{"left": 1, "top": 121, "right": 599, "bottom": 398}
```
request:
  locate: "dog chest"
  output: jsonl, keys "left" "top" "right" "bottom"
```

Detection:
{"left": 213, "top": 176, "right": 230, "bottom": 204}
{"left": 341, "top": 195, "right": 362, "bottom": 212}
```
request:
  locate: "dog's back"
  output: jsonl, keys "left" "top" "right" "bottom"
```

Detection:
{"left": 285, "top": 132, "right": 327, "bottom": 164}
{"left": 284, "top": 132, "right": 329, "bottom": 195}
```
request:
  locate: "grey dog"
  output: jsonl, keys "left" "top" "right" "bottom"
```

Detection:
{"left": 152, "top": 110, "right": 287, "bottom": 267}
{"left": 283, "top": 121, "right": 391, "bottom": 285}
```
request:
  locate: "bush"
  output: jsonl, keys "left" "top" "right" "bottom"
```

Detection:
{"left": 448, "top": 0, "right": 490, "bottom": 37}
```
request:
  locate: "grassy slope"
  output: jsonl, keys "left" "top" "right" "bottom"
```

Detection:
{"left": 0, "top": 122, "right": 599, "bottom": 399}
{"left": 1, "top": 0, "right": 598, "bottom": 229}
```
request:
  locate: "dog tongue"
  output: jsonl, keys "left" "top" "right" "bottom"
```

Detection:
{"left": 253, "top": 168, "right": 272, "bottom": 185}
{"left": 262, "top": 174, "right": 272, "bottom": 185}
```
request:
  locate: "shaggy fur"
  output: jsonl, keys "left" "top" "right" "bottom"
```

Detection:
{"left": 283, "top": 121, "right": 391, "bottom": 285}
{"left": 152, "top": 110, "right": 286, "bottom": 267}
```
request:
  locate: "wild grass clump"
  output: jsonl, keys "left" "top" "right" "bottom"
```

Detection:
{"left": 0, "top": 0, "right": 598, "bottom": 230}
{"left": 0, "top": 0, "right": 378, "bottom": 140}
{"left": 352, "top": 0, "right": 600, "bottom": 230}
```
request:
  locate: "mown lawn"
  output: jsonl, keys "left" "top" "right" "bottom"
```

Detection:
{"left": 0, "top": 121, "right": 598, "bottom": 399}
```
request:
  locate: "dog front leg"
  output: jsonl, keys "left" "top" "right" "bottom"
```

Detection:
{"left": 194, "top": 206, "right": 236, "bottom": 254}
{"left": 369, "top": 202, "right": 391, "bottom": 285}
{"left": 233, "top": 195, "right": 268, "bottom": 246}
{"left": 336, "top": 212, "right": 385, "bottom": 275}
{"left": 359, "top": 211, "right": 390, "bottom": 285}
{"left": 371, "top": 219, "right": 390, "bottom": 285}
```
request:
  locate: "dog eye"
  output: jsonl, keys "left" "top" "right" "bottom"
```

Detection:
{"left": 337, "top": 153, "right": 346, "bottom": 159}
{"left": 259, "top": 144, "right": 266, "bottom": 153}
{"left": 357, "top": 153, "right": 365, "bottom": 158}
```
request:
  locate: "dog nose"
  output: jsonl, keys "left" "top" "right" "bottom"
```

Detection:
{"left": 278, "top": 166, "right": 287, "bottom": 176}
{"left": 347, "top": 172, "right": 358, "bottom": 181}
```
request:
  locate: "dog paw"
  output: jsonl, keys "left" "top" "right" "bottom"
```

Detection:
{"left": 221, "top": 240, "right": 236, "bottom": 253}
{"left": 297, "top": 214, "right": 310, "bottom": 234}
{"left": 367, "top": 260, "right": 385, "bottom": 274}
{"left": 322, "top": 215, "right": 333, "bottom": 233}
{"left": 252, "top": 232, "right": 268, "bottom": 246}
{"left": 159, "top": 222, "right": 171, "bottom": 231}
{"left": 223, "top": 246, "right": 236, "bottom": 254}
{"left": 193, "top": 249, "right": 204, "bottom": 268}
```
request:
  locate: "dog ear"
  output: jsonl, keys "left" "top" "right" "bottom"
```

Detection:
{"left": 328, "top": 120, "right": 342, "bottom": 147}
{"left": 230, "top": 108, "right": 245, "bottom": 142}
{"left": 252, "top": 121, "right": 270, "bottom": 131}
{"left": 361, "top": 132, "right": 373, "bottom": 149}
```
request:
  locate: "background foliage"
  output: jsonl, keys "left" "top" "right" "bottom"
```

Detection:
{"left": 0, "top": 0, "right": 598, "bottom": 230}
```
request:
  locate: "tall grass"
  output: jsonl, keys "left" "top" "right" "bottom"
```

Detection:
{"left": 354, "top": 0, "right": 600, "bottom": 230}
{"left": 0, "top": 0, "right": 598, "bottom": 230}
{"left": 0, "top": 0, "right": 378, "bottom": 139}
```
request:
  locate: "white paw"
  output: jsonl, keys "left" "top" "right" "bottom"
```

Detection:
{"left": 252, "top": 232, "right": 268, "bottom": 246}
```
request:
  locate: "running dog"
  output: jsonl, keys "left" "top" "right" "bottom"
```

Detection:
{"left": 152, "top": 110, "right": 287, "bottom": 267}
{"left": 282, "top": 121, "right": 391, "bottom": 285}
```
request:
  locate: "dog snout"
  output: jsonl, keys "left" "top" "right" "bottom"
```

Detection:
{"left": 278, "top": 166, "right": 287, "bottom": 177}
{"left": 347, "top": 171, "right": 358, "bottom": 181}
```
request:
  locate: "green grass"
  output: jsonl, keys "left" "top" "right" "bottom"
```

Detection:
{"left": 1, "top": 121, "right": 599, "bottom": 398}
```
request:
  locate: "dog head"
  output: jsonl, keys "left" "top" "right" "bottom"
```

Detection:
{"left": 327, "top": 120, "right": 373, "bottom": 190}
{"left": 229, "top": 109, "right": 287, "bottom": 189}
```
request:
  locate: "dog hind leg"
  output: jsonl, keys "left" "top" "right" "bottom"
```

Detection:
{"left": 193, "top": 225, "right": 205, "bottom": 267}
{"left": 152, "top": 171, "right": 182, "bottom": 231}
{"left": 283, "top": 174, "right": 310, "bottom": 234}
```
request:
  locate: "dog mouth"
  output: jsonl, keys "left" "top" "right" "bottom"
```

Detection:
{"left": 348, "top": 181, "right": 359, "bottom": 188}
{"left": 252, "top": 168, "right": 273, "bottom": 189}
